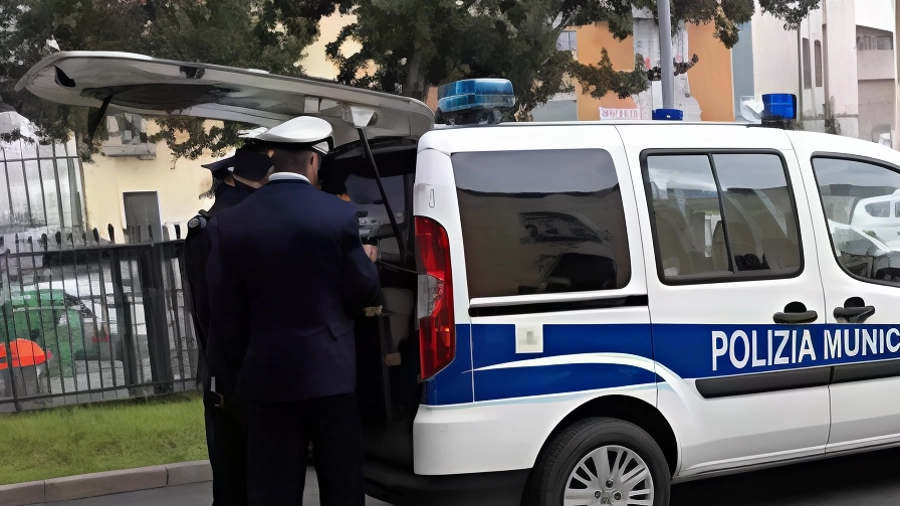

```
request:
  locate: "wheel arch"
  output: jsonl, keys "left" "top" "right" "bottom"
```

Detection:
{"left": 536, "top": 394, "right": 680, "bottom": 477}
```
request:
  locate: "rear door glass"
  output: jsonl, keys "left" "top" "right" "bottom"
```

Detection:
{"left": 452, "top": 149, "right": 630, "bottom": 299}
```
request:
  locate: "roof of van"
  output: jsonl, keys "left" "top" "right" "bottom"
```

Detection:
{"left": 16, "top": 51, "right": 435, "bottom": 148}
{"left": 432, "top": 120, "right": 752, "bottom": 129}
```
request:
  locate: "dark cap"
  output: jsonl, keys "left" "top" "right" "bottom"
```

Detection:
{"left": 201, "top": 149, "right": 273, "bottom": 182}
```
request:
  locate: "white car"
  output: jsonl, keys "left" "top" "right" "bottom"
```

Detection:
{"left": 846, "top": 189, "right": 900, "bottom": 249}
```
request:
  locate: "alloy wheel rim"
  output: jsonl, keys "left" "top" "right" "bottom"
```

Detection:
{"left": 563, "top": 444, "right": 654, "bottom": 506}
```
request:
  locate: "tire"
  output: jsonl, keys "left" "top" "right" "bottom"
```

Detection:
{"left": 525, "top": 417, "right": 671, "bottom": 506}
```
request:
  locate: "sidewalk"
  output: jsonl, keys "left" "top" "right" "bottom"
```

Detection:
{"left": 0, "top": 463, "right": 390, "bottom": 506}
{"left": 39, "top": 470, "right": 390, "bottom": 506}
{"left": 0, "top": 461, "right": 211, "bottom": 506}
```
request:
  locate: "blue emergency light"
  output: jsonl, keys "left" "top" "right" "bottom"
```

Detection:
{"left": 437, "top": 79, "right": 516, "bottom": 113}
{"left": 761, "top": 93, "right": 797, "bottom": 121}
{"left": 652, "top": 109, "right": 683, "bottom": 121}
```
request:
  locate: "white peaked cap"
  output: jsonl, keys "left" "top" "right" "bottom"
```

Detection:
{"left": 255, "top": 116, "right": 333, "bottom": 155}
{"left": 238, "top": 127, "right": 268, "bottom": 139}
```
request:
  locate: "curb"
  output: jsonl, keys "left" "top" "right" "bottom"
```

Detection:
{"left": 0, "top": 460, "right": 212, "bottom": 506}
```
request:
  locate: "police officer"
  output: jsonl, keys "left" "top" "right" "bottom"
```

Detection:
{"left": 183, "top": 132, "right": 273, "bottom": 506}
{"left": 204, "top": 116, "right": 380, "bottom": 506}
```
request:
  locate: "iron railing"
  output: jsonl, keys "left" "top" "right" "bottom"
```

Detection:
{"left": 0, "top": 225, "right": 199, "bottom": 413}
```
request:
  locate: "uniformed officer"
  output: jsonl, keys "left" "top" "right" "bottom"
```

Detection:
{"left": 204, "top": 116, "right": 380, "bottom": 506}
{"left": 183, "top": 131, "right": 273, "bottom": 506}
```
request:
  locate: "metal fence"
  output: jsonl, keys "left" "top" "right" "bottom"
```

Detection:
{"left": 0, "top": 225, "right": 199, "bottom": 413}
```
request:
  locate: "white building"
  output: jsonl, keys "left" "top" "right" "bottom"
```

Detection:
{"left": 732, "top": 0, "right": 895, "bottom": 144}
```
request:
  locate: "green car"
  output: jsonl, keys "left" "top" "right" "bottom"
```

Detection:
{"left": 0, "top": 289, "right": 111, "bottom": 378}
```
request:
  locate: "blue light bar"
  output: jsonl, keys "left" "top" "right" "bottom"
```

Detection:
{"left": 762, "top": 94, "right": 797, "bottom": 121}
{"left": 652, "top": 109, "right": 683, "bottom": 121}
{"left": 437, "top": 79, "right": 515, "bottom": 113}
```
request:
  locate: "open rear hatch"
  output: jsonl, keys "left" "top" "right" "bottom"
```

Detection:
{"left": 16, "top": 51, "right": 434, "bottom": 146}
{"left": 18, "top": 51, "right": 432, "bottom": 467}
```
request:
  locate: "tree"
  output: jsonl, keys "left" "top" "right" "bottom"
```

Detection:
{"left": 299, "top": 0, "right": 820, "bottom": 118}
{"left": 0, "top": 0, "right": 318, "bottom": 160}
{"left": 758, "top": 0, "right": 821, "bottom": 30}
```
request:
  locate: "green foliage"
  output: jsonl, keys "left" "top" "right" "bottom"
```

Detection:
{"left": 147, "top": 117, "right": 254, "bottom": 162}
{"left": 758, "top": 0, "right": 822, "bottom": 30}
{"left": 0, "top": 0, "right": 317, "bottom": 160}
{"left": 569, "top": 52, "right": 650, "bottom": 100}
{"left": 308, "top": 0, "right": 820, "bottom": 116}
{"left": 317, "top": 0, "right": 652, "bottom": 111}
{"left": 0, "top": 0, "right": 825, "bottom": 156}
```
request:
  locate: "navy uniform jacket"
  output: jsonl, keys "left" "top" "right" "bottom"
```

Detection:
{"left": 205, "top": 178, "right": 380, "bottom": 402}
{"left": 184, "top": 183, "right": 252, "bottom": 385}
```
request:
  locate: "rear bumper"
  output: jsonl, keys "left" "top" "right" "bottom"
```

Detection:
{"left": 364, "top": 457, "right": 530, "bottom": 506}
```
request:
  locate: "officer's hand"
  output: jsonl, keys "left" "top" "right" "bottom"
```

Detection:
{"left": 363, "top": 245, "right": 378, "bottom": 263}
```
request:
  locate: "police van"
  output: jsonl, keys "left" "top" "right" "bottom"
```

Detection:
{"left": 18, "top": 52, "right": 900, "bottom": 506}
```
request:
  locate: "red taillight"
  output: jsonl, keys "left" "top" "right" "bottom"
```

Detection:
{"left": 416, "top": 216, "right": 455, "bottom": 380}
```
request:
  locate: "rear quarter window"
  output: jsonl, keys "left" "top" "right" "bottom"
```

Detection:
{"left": 451, "top": 149, "right": 630, "bottom": 299}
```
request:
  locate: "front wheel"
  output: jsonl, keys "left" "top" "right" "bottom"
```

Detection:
{"left": 525, "top": 417, "right": 671, "bottom": 506}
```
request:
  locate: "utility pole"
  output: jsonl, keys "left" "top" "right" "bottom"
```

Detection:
{"left": 657, "top": 0, "right": 675, "bottom": 109}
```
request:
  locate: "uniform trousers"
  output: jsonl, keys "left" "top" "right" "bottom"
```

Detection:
{"left": 246, "top": 392, "right": 364, "bottom": 506}
{"left": 204, "top": 379, "right": 249, "bottom": 505}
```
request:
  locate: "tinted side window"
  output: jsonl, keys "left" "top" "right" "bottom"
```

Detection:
{"left": 645, "top": 153, "right": 802, "bottom": 282}
{"left": 452, "top": 149, "right": 630, "bottom": 299}
{"left": 812, "top": 157, "right": 900, "bottom": 284}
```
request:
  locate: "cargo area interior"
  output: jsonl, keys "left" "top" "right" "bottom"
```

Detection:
{"left": 325, "top": 137, "right": 422, "bottom": 468}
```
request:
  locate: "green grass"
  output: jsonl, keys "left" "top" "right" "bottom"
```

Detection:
{"left": 0, "top": 393, "right": 207, "bottom": 485}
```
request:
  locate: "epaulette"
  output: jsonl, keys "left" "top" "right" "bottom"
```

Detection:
{"left": 188, "top": 210, "right": 211, "bottom": 230}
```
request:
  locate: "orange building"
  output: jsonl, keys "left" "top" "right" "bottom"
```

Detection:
{"left": 554, "top": 21, "right": 735, "bottom": 122}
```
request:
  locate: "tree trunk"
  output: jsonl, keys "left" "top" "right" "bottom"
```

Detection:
{"left": 403, "top": 49, "right": 425, "bottom": 101}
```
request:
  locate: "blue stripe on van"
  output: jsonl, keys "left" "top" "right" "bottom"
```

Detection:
{"left": 473, "top": 363, "right": 656, "bottom": 402}
{"left": 471, "top": 323, "right": 654, "bottom": 369}
{"left": 653, "top": 323, "right": 900, "bottom": 378}
{"left": 422, "top": 324, "right": 474, "bottom": 406}
{"left": 422, "top": 323, "right": 900, "bottom": 406}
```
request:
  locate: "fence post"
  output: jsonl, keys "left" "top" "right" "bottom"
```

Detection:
{"left": 108, "top": 238, "right": 138, "bottom": 387}
{"left": 0, "top": 242, "right": 22, "bottom": 412}
{"left": 140, "top": 227, "right": 174, "bottom": 394}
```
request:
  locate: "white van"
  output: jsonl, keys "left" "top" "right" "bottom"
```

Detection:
{"left": 19, "top": 52, "right": 900, "bottom": 506}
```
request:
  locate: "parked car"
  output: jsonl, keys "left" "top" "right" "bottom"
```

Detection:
{"left": 0, "top": 287, "right": 118, "bottom": 379}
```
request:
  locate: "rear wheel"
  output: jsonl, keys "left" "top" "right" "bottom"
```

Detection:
{"left": 525, "top": 417, "right": 670, "bottom": 506}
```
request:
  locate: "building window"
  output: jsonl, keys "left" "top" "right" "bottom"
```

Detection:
{"left": 452, "top": 149, "right": 630, "bottom": 298}
{"left": 814, "top": 40, "right": 823, "bottom": 87}
{"left": 644, "top": 153, "right": 802, "bottom": 283}
{"left": 803, "top": 38, "right": 812, "bottom": 90}
{"left": 857, "top": 34, "right": 894, "bottom": 51}
{"left": 101, "top": 113, "right": 156, "bottom": 158}
{"left": 556, "top": 31, "right": 577, "bottom": 52}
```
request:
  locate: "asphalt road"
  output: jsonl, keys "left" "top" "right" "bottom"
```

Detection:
{"left": 670, "top": 447, "right": 900, "bottom": 506}
{"left": 46, "top": 448, "right": 900, "bottom": 506}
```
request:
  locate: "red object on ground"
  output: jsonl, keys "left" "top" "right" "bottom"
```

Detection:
{"left": 0, "top": 339, "right": 48, "bottom": 369}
